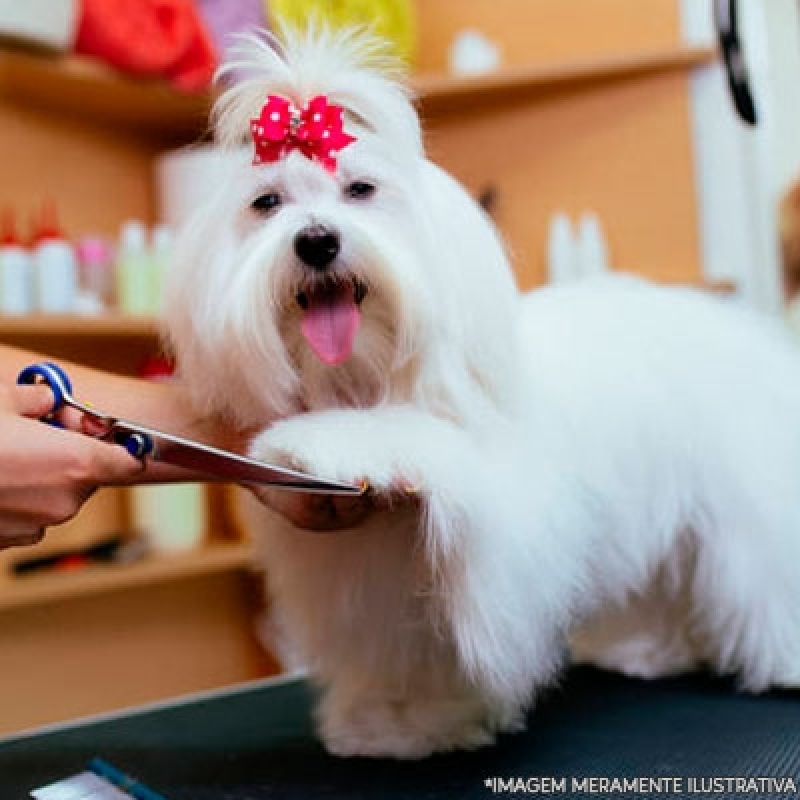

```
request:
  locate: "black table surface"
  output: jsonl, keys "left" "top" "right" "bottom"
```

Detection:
{"left": 1, "top": 667, "right": 798, "bottom": 799}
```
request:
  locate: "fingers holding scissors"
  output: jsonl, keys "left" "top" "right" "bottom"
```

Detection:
{"left": 0, "top": 382, "right": 143, "bottom": 550}
{"left": 252, "top": 481, "right": 421, "bottom": 532}
{"left": 9, "top": 381, "right": 93, "bottom": 435}
{"left": 10, "top": 380, "right": 60, "bottom": 419}
{"left": 16, "top": 361, "right": 114, "bottom": 437}
{"left": 14, "top": 361, "right": 144, "bottom": 480}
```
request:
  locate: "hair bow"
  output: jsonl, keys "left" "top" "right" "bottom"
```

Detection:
{"left": 250, "top": 95, "right": 357, "bottom": 172}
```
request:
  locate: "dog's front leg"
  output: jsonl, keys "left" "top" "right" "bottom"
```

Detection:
{"left": 251, "top": 406, "right": 478, "bottom": 497}
{"left": 251, "top": 406, "right": 575, "bottom": 756}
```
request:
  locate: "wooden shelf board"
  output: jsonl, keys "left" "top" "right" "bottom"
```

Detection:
{"left": 416, "top": 46, "right": 718, "bottom": 115}
{"left": 0, "top": 46, "right": 716, "bottom": 138}
{"left": 0, "top": 49, "right": 210, "bottom": 141}
{"left": 0, "top": 540, "right": 256, "bottom": 612}
{"left": 0, "top": 314, "right": 160, "bottom": 338}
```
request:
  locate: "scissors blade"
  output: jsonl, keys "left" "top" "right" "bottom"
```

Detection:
{"left": 109, "top": 422, "right": 363, "bottom": 495}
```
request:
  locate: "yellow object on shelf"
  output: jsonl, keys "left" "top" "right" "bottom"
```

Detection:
{"left": 267, "top": 0, "right": 416, "bottom": 65}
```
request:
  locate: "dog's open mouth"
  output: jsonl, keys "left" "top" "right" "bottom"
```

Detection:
{"left": 296, "top": 277, "right": 368, "bottom": 366}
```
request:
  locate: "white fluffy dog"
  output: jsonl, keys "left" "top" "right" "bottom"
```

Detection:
{"left": 164, "top": 27, "right": 800, "bottom": 759}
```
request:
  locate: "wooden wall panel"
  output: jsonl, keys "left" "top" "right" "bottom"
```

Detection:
{"left": 0, "top": 572, "right": 276, "bottom": 735}
{"left": 0, "top": 103, "right": 157, "bottom": 239}
{"left": 423, "top": 71, "right": 701, "bottom": 289}
{"left": 414, "top": 0, "right": 683, "bottom": 72}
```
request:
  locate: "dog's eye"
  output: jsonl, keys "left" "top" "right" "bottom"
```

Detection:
{"left": 346, "top": 181, "right": 376, "bottom": 200}
{"left": 251, "top": 193, "right": 283, "bottom": 215}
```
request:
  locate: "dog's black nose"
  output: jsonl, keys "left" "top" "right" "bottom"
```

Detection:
{"left": 294, "top": 225, "right": 340, "bottom": 271}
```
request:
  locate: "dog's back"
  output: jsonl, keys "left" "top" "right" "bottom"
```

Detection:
{"left": 517, "top": 280, "right": 800, "bottom": 691}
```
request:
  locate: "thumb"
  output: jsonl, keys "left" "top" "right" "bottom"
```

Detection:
{"left": 83, "top": 437, "right": 146, "bottom": 485}
{"left": 10, "top": 383, "right": 57, "bottom": 419}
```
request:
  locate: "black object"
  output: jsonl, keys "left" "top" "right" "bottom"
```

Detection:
{"left": 294, "top": 225, "right": 341, "bottom": 270}
{"left": 478, "top": 185, "right": 498, "bottom": 217}
{"left": 11, "top": 534, "right": 127, "bottom": 576}
{"left": 1, "top": 668, "right": 798, "bottom": 799}
{"left": 714, "top": 0, "right": 758, "bottom": 126}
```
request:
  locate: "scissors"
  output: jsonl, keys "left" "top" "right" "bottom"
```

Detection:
{"left": 17, "top": 361, "right": 363, "bottom": 496}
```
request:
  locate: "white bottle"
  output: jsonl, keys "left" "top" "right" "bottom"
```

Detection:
{"left": 33, "top": 204, "right": 77, "bottom": 313}
{"left": 117, "top": 220, "right": 152, "bottom": 315}
{"left": 577, "top": 212, "right": 611, "bottom": 279}
{"left": 546, "top": 212, "right": 578, "bottom": 285}
{"left": 449, "top": 29, "right": 502, "bottom": 76}
{"left": 0, "top": 213, "right": 33, "bottom": 314}
{"left": 76, "top": 235, "right": 115, "bottom": 314}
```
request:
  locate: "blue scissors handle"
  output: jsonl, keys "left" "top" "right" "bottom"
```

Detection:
{"left": 113, "top": 430, "right": 155, "bottom": 459}
{"left": 17, "top": 361, "right": 73, "bottom": 413}
{"left": 16, "top": 361, "right": 154, "bottom": 458}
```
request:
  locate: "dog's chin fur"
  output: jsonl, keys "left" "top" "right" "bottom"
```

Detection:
{"left": 164, "top": 27, "right": 800, "bottom": 759}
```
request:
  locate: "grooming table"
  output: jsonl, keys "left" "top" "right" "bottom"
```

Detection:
{"left": 1, "top": 667, "right": 798, "bottom": 799}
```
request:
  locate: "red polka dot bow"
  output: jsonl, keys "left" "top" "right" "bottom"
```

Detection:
{"left": 250, "top": 95, "right": 357, "bottom": 172}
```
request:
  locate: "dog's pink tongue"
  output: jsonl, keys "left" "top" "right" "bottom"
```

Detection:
{"left": 301, "top": 283, "right": 361, "bottom": 366}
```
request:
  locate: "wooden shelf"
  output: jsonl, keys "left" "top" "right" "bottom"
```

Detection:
{"left": 0, "top": 540, "right": 256, "bottom": 613}
{"left": 0, "top": 45, "right": 716, "bottom": 139}
{"left": 416, "top": 46, "right": 717, "bottom": 116}
{"left": 0, "top": 48, "right": 209, "bottom": 141}
{"left": 0, "top": 314, "right": 159, "bottom": 338}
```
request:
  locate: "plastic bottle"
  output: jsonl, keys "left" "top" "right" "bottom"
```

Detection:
{"left": 128, "top": 357, "right": 208, "bottom": 554}
{"left": 76, "top": 236, "right": 116, "bottom": 314}
{"left": 117, "top": 220, "right": 152, "bottom": 315}
{"left": 546, "top": 212, "right": 578, "bottom": 286}
{"left": 0, "top": 210, "right": 33, "bottom": 315}
{"left": 577, "top": 212, "right": 611, "bottom": 278}
{"left": 449, "top": 29, "right": 501, "bottom": 76}
{"left": 32, "top": 201, "right": 77, "bottom": 313}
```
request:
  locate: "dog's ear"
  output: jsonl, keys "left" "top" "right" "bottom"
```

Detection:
{"left": 213, "top": 25, "right": 423, "bottom": 158}
{"left": 161, "top": 190, "right": 301, "bottom": 426}
{"left": 412, "top": 162, "right": 521, "bottom": 420}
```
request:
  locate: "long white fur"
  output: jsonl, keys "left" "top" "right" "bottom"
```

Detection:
{"left": 164, "top": 27, "right": 800, "bottom": 758}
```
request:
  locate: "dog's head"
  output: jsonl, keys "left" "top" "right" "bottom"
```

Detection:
{"left": 165, "top": 27, "right": 519, "bottom": 429}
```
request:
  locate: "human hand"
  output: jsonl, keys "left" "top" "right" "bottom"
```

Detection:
{"left": 252, "top": 485, "right": 420, "bottom": 532}
{"left": 0, "top": 382, "right": 143, "bottom": 549}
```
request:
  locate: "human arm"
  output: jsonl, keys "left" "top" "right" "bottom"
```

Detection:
{"left": 0, "top": 344, "right": 250, "bottom": 485}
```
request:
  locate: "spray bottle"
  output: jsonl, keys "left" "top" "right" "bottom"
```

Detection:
{"left": 0, "top": 209, "right": 33, "bottom": 314}
{"left": 117, "top": 220, "right": 152, "bottom": 315}
{"left": 32, "top": 201, "right": 77, "bottom": 313}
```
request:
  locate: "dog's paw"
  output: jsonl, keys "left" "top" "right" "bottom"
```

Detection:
{"left": 250, "top": 411, "right": 422, "bottom": 495}
{"left": 576, "top": 630, "right": 698, "bottom": 681}
{"left": 318, "top": 697, "right": 496, "bottom": 759}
